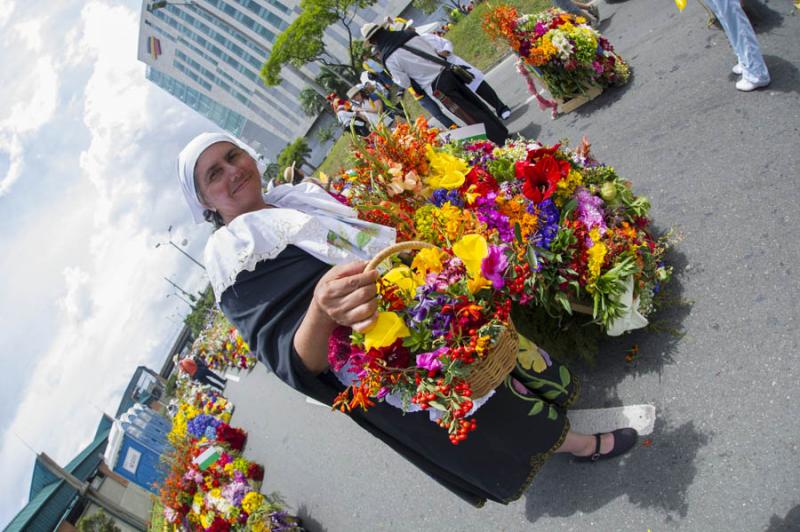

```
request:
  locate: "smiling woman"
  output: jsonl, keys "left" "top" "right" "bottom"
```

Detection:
{"left": 176, "top": 131, "right": 639, "bottom": 508}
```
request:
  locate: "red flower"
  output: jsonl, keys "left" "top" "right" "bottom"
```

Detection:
{"left": 206, "top": 517, "right": 231, "bottom": 532}
{"left": 460, "top": 166, "right": 498, "bottom": 196}
{"left": 247, "top": 462, "right": 265, "bottom": 481}
{"left": 525, "top": 143, "right": 561, "bottom": 162}
{"left": 517, "top": 155, "right": 570, "bottom": 203}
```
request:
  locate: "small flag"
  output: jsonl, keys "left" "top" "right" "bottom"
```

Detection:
{"left": 441, "top": 124, "right": 488, "bottom": 142}
{"left": 147, "top": 36, "right": 162, "bottom": 60}
{"left": 193, "top": 446, "right": 221, "bottom": 470}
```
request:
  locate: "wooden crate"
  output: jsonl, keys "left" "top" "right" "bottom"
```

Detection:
{"left": 554, "top": 85, "right": 603, "bottom": 114}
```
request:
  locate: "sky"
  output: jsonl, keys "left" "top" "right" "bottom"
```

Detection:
{"left": 0, "top": 0, "right": 225, "bottom": 525}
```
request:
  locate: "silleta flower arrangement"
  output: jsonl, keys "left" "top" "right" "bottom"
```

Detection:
{"left": 327, "top": 119, "right": 671, "bottom": 442}
{"left": 482, "top": 6, "right": 630, "bottom": 101}
{"left": 191, "top": 312, "right": 256, "bottom": 371}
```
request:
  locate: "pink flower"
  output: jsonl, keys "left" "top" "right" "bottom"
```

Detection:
{"left": 481, "top": 245, "right": 509, "bottom": 290}
{"left": 592, "top": 61, "right": 604, "bottom": 74}
{"left": 416, "top": 347, "right": 448, "bottom": 371}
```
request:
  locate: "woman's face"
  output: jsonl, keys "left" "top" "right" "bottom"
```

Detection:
{"left": 194, "top": 141, "right": 264, "bottom": 224}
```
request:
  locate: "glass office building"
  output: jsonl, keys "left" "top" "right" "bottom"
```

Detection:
{"left": 137, "top": 0, "right": 411, "bottom": 159}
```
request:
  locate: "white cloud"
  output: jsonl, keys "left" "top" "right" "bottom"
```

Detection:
{"left": 12, "top": 17, "right": 44, "bottom": 52}
{"left": 0, "top": 1, "right": 15, "bottom": 30}
{"left": 0, "top": 133, "right": 22, "bottom": 196}
{"left": 0, "top": 0, "right": 216, "bottom": 524}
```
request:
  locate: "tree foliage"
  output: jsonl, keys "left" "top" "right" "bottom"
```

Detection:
{"left": 260, "top": 0, "right": 377, "bottom": 86}
{"left": 299, "top": 87, "right": 327, "bottom": 116}
{"left": 277, "top": 138, "right": 312, "bottom": 174}
{"left": 183, "top": 286, "right": 215, "bottom": 338}
{"left": 77, "top": 510, "right": 121, "bottom": 532}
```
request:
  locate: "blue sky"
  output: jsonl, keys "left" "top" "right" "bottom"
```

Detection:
{"left": 0, "top": 0, "right": 225, "bottom": 525}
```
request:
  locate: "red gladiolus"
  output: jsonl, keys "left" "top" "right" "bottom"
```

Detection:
{"left": 460, "top": 166, "right": 498, "bottom": 196}
{"left": 517, "top": 155, "right": 570, "bottom": 203}
{"left": 525, "top": 143, "right": 561, "bottom": 162}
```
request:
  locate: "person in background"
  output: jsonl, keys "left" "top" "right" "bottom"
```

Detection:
{"left": 362, "top": 22, "right": 508, "bottom": 146}
{"left": 422, "top": 32, "right": 513, "bottom": 120}
{"left": 348, "top": 85, "right": 395, "bottom": 128}
{"left": 179, "top": 355, "right": 227, "bottom": 391}
{"left": 703, "top": 0, "right": 770, "bottom": 91}
{"left": 553, "top": 0, "right": 599, "bottom": 25}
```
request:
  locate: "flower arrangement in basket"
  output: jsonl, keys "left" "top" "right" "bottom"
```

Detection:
{"left": 329, "top": 238, "right": 523, "bottom": 444}
{"left": 482, "top": 6, "right": 630, "bottom": 104}
{"left": 329, "top": 118, "right": 672, "bottom": 336}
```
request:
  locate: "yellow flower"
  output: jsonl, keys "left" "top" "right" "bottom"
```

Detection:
{"left": 453, "top": 234, "right": 488, "bottom": 276}
{"left": 587, "top": 228, "right": 608, "bottom": 286}
{"left": 467, "top": 274, "right": 492, "bottom": 293}
{"left": 425, "top": 145, "right": 470, "bottom": 190}
{"left": 554, "top": 169, "right": 583, "bottom": 207}
{"left": 241, "top": 491, "right": 266, "bottom": 515}
{"left": 200, "top": 513, "right": 214, "bottom": 529}
{"left": 382, "top": 265, "right": 418, "bottom": 297}
{"left": 410, "top": 247, "right": 444, "bottom": 283}
{"left": 363, "top": 312, "right": 411, "bottom": 351}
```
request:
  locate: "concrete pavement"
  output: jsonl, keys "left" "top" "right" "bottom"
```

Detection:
{"left": 228, "top": 1, "right": 800, "bottom": 530}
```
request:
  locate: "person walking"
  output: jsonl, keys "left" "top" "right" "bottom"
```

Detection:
{"left": 179, "top": 355, "right": 227, "bottom": 391}
{"left": 419, "top": 32, "right": 513, "bottom": 120}
{"left": 362, "top": 22, "right": 509, "bottom": 146}
{"left": 702, "top": 0, "right": 770, "bottom": 91}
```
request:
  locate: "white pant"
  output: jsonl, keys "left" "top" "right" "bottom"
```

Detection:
{"left": 705, "top": 0, "right": 770, "bottom": 83}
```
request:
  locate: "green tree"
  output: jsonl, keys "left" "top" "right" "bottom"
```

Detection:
{"left": 183, "top": 286, "right": 215, "bottom": 338}
{"left": 299, "top": 87, "right": 327, "bottom": 117}
{"left": 260, "top": 0, "right": 377, "bottom": 87}
{"left": 77, "top": 510, "right": 121, "bottom": 532}
{"left": 277, "top": 138, "right": 312, "bottom": 175}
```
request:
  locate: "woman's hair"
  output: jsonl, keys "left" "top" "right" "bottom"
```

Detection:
{"left": 203, "top": 208, "right": 224, "bottom": 229}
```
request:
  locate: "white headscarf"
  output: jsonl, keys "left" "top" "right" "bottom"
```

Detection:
{"left": 177, "top": 132, "right": 267, "bottom": 224}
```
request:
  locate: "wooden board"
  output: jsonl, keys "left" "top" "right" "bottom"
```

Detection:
{"left": 555, "top": 85, "right": 603, "bottom": 114}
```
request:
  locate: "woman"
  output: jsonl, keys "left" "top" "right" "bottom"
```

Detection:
{"left": 177, "top": 132, "right": 639, "bottom": 507}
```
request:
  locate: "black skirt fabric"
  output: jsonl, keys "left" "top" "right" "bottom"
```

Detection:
{"left": 220, "top": 245, "right": 579, "bottom": 506}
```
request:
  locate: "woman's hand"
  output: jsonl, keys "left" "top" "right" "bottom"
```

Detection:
{"left": 293, "top": 261, "right": 378, "bottom": 374}
{"left": 312, "top": 261, "right": 380, "bottom": 332}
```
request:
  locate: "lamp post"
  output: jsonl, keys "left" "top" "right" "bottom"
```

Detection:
{"left": 155, "top": 225, "right": 205, "bottom": 270}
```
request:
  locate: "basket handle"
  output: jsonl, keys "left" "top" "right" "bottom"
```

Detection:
{"left": 365, "top": 241, "right": 437, "bottom": 272}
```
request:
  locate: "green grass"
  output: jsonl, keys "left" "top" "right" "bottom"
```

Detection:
{"left": 447, "top": 0, "right": 550, "bottom": 71}
{"left": 149, "top": 499, "right": 165, "bottom": 532}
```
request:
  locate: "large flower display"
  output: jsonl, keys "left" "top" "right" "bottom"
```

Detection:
{"left": 159, "top": 381, "right": 303, "bottom": 531}
{"left": 325, "top": 118, "right": 671, "bottom": 441}
{"left": 483, "top": 6, "right": 630, "bottom": 107}
{"left": 191, "top": 311, "right": 256, "bottom": 371}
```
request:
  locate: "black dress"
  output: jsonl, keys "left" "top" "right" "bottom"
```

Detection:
{"left": 220, "top": 245, "right": 580, "bottom": 507}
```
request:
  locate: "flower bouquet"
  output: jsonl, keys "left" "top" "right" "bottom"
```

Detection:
{"left": 482, "top": 6, "right": 630, "bottom": 115}
{"left": 330, "top": 118, "right": 671, "bottom": 340}
{"left": 329, "top": 238, "right": 524, "bottom": 444}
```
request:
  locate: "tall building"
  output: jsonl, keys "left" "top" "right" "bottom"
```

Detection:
{"left": 136, "top": 0, "right": 410, "bottom": 160}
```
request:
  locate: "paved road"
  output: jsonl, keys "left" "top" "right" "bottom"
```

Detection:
{"left": 228, "top": 1, "right": 800, "bottom": 530}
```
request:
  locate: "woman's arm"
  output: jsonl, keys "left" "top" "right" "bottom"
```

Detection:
{"left": 293, "top": 261, "right": 379, "bottom": 374}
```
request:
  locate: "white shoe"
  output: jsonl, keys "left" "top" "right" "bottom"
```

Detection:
{"left": 735, "top": 77, "right": 770, "bottom": 92}
{"left": 732, "top": 63, "right": 743, "bottom": 75}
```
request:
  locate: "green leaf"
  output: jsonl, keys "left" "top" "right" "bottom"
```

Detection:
{"left": 428, "top": 400, "right": 447, "bottom": 411}
{"left": 523, "top": 379, "right": 545, "bottom": 389}
{"left": 559, "top": 366, "right": 571, "bottom": 387}
{"left": 542, "top": 390, "right": 561, "bottom": 400}
{"left": 528, "top": 401, "right": 544, "bottom": 416}
{"left": 514, "top": 222, "right": 523, "bottom": 245}
{"left": 526, "top": 246, "right": 539, "bottom": 271}
{"left": 547, "top": 406, "right": 558, "bottom": 420}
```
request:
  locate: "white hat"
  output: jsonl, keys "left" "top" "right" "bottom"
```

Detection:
{"left": 360, "top": 22, "right": 381, "bottom": 41}
{"left": 346, "top": 85, "right": 363, "bottom": 99}
{"left": 177, "top": 132, "right": 266, "bottom": 224}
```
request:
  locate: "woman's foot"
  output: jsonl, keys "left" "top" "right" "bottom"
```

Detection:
{"left": 574, "top": 428, "right": 639, "bottom": 462}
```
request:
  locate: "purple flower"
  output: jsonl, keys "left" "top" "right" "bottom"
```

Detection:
{"left": 481, "top": 245, "right": 509, "bottom": 289}
{"left": 592, "top": 61, "right": 604, "bottom": 75}
{"left": 575, "top": 187, "right": 607, "bottom": 233}
{"left": 416, "top": 347, "right": 448, "bottom": 371}
{"left": 534, "top": 22, "right": 547, "bottom": 37}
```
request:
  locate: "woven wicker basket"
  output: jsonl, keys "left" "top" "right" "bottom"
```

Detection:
{"left": 366, "top": 241, "right": 519, "bottom": 398}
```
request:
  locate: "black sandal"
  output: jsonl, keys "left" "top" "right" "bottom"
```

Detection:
{"left": 576, "top": 428, "right": 639, "bottom": 462}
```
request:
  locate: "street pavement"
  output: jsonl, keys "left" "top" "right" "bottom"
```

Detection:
{"left": 227, "top": 1, "right": 800, "bottom": 530}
